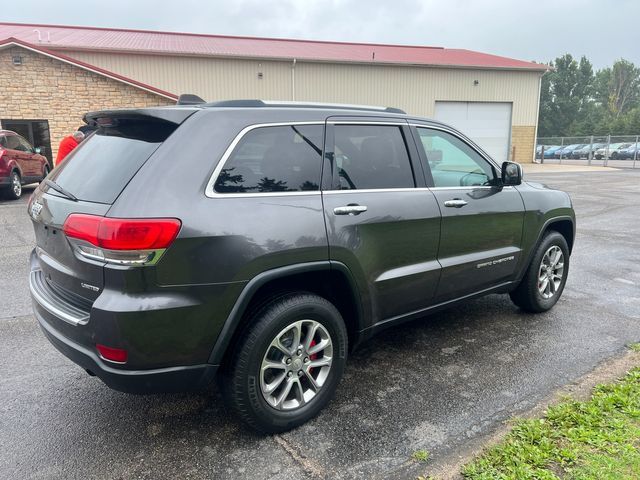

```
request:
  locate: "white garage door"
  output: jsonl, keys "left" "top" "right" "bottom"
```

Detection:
{"left": 434, "top": 102, "right": 512, "bottom": 162}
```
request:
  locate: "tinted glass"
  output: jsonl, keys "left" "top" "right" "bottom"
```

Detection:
{"left": 4, "top": 135, "right": 22, "bottom": 151}
{"left": 417, "top": 128, "right": 496, "bottom": 187}
{"left": 18, "top": 136, "right": 33, "bottom": 152}
{"left": 332, "top": 125, "right": 415, "bottom": 190}
{"left": 49, "top": 119, "right": 175, "bottom": 204}
{"left": 215, "top": 125, "right": 323, "bottom": 193}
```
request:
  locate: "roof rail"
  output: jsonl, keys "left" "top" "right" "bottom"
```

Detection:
{"left": 204, "top": 99, "right": 406, "bottom": 114}
{"left": 177, "top": 93, "right": 206, "bottom": 105}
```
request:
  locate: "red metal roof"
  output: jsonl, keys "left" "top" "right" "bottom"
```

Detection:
{"left": 0, "top": 22, "right": 547, "bottom": 71}
{"left": 0, "top": 37, "right": 178, "bottom": 99}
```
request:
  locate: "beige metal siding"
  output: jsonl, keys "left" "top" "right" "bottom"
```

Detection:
{"left": 62, "top": 50, "right": 540, "bottom": 125}
{"left": 66, "top": 51, "right": 292, "bottom": 100}
{"left": 295, "top": 62, "right": 540, "bottom": 125}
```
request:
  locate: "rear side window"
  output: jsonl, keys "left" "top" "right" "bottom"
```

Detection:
{"left": 214, "top": 124, "right": 324, "bottom": 193}
{"left": 49, "top": 119, "right": 176, "bottom": 204}
{"left": 332, "top": 125, "right": 415, "bottom": 190}
{"left": 5, "top": 135, "right": 23, "bottom": 151}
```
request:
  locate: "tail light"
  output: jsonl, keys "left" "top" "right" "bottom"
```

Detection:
{"left": 63, "top": 214, "right": 181, "bottom": 266}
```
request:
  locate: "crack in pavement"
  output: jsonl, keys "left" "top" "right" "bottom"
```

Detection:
{"left": 273, "top": 434, "right": 326, "bottom": 479}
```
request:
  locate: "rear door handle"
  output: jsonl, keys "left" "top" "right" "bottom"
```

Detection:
{"left": 333, "top": 205, "right": 368, "bottom": 215}
{"left": 443, "top": 199, "right": 468, "bottom": 208}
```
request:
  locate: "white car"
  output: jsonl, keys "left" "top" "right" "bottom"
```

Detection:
{"left": 594, "top": 143, "right": 633, "bottom": 160}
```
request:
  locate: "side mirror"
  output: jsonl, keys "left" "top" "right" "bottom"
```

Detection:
{"left": 501, "top": 161, "right": 522, "bottom": 186}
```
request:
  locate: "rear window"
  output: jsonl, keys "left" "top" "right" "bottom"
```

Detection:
{"left": 49, "top": 119, "right": 176, "bottom": 204}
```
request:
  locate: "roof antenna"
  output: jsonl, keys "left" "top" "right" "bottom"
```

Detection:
{"left": 47, "top": 31, "right": 51, "bottom": 43}
{"left": 33, "top": 29, "right": 42, "bottom": 42}
{"left": 372, "top": 51, "right": 375, "bottom": 60}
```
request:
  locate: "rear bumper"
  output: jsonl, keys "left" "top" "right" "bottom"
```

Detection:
{"left": 34, "top": 305, "right": 218, "bottom": 393}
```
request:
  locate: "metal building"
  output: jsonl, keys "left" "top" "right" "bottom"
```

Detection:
{"left": 0, "top": 22, "right": 547, "bottom": 163}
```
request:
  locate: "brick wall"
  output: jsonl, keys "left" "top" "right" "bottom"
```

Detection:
{"left": 0, "top": 46, "right": 173, "bottom": 161}
{"left": 511, "top": 125, "right": 536, "bottom": 163}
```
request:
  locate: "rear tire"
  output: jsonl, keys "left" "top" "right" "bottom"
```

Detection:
{"left": 509, "top": 231, "right": 569, "bottom": 313}
{"left": 222, "top": 292, "right": 348, "bottom": 433}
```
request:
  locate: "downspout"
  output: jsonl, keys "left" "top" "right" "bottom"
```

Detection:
{"left": 291, "top": 58, "right": 297, "bottom": 101}
{"left": 532, "top": 71, "right": 545, "bottom": 163}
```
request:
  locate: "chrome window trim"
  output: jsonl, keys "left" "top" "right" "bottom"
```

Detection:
{"left": 323, "top": 187, "right": 431, "bottom": 195}
{"left": 204, "top": 121, "right": 325, "bottom": 199}
{"left": 323, "top": 186, "right": 511, "bottom": 194}
{"left": 205, "top": 120, "right": 509, "bottom": 198}
{"left": 409, "top": 123, "right": 502, "bottom": 171}
{"left": 429, "top": 185, "right": 512, "bottom": 191}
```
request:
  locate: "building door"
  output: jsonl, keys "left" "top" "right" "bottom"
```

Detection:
{"left": 434, "top": 102, "right": 512, "bottom": 163}
{"left": 1, "top": 120, "right": 52, "bottom": 167}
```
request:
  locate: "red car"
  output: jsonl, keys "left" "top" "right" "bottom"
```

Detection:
{"left": 0, "top": 130, "right": 50, "bottom": 200}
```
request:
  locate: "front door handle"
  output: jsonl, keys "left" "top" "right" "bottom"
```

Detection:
{"left": 333, "top": 204, "right": 368, "bottom": 215}
{"left": 443, "top": 198, "right": 468, "bottom": 208}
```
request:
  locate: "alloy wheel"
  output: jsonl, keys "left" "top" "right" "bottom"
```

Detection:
{"left": 538, "top": 245, "right": 564, "bottom": 299}
{"left": 260, "top": 319, "right": 333, "bottom": 411}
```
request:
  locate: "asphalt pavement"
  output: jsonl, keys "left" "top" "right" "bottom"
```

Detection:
{"left": 1, "top": 170, "right": 639, "bottom": 479}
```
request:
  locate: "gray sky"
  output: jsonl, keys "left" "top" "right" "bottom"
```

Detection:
{"left": 4, "top": 0, "right": 639, "bottom": 68}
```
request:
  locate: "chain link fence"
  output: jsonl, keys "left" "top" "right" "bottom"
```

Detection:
{"left": 536, "top": 135, "right": 640, "bottom": 168}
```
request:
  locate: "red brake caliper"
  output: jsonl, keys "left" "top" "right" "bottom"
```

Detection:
{"left": 308, "top": 339, "right": 318, "bottom": 375}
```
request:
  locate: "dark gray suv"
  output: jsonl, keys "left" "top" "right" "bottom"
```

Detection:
{"left": 28, "top": 101, "right": 575, "bottom": 432}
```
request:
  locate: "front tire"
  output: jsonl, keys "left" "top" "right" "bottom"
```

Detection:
{"left": 222, "top": 292, "right": 348, "bottom": 433}
{"left": 509, "top": 231, "right": 570, "bottom": 313}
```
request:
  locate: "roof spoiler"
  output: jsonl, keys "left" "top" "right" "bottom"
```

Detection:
{"left": 177, "top": 93, "right": 206, "bottom": 105}
{"left": 83, "top": 107, "right": 197, "bottom": 127}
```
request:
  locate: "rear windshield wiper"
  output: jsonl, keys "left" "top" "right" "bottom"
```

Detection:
{"left": 44, "top": 179, "right": 78, "bottom": 202}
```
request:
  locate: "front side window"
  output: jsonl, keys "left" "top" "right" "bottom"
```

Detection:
{"left": 332, "top": 124, "right": 415, "bottom": 190}
{"left": 416, "top": 128, "right": 496, "bottom": 187}
{"left": 18, "top": 136, "right": 33, "bottom": 152}
{"left": 214, "top": 125, "right": 324, "bottom": 193}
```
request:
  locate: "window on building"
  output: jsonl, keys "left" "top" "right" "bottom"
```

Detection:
{"left": 1, "top": 120, "right": 52, "bottom": 165}
{"left": 416, "top": 128, "right": 496, "bottom": 187}
{"left": 332, "top": 124, "right": 415, "bottom": 190}
{"left": 215, "top": 124, "right": 324, "bottom": 193}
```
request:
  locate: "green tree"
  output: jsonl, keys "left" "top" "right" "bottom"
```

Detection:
{"left": 538, "top": 55, "right": 640, "bottom": 136}
{"left": 538, "top": 54, "right": 594, "bottom": 136}
{"left": 594, "top": 59, "right": 640, "bottom": 119}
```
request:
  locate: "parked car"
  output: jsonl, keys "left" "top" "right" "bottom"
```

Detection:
{"left": 28, "top": 101, "right": 575, "bottom": 432}
{"left": 541, "top": 145, "right": 563, "bottom": 159}
{"left": 570, "top": 143, "right": 605, "bottom": 159}
{"left": 554, "top": 144, "right": 585, "bottom": 159}
{"left": 594, "top": 143, "right": 632, "bottom": 160}
{"left": 536, "top": 145, "right": 558, "bottom": 159}
{"left": 618, "top": 144, "right": 640, "bottom": 160}
{"left": 0, "top": 130, "right": 50, "bottom": 199}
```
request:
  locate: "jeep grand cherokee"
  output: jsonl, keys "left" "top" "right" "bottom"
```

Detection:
{"left": 28, "top": 100, "right": 575, "bottom": 432}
